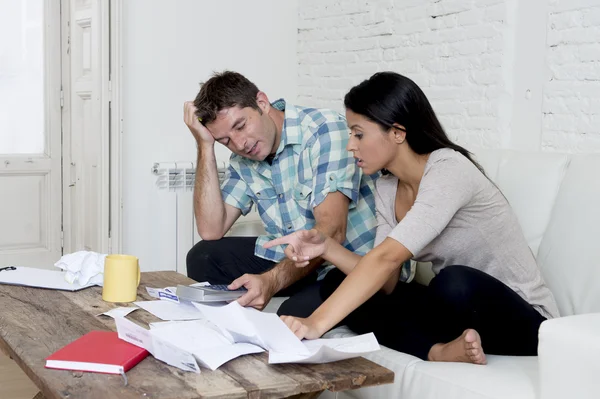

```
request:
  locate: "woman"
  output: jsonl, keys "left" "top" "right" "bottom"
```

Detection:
{"left": 264, "top": 72, "right": 559, "bottom": 364}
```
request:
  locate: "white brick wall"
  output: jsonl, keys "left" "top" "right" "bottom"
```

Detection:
{"left": 298, "top": 0, "right": 511, "bottom": 149}
{"left": 298, "top": 0, "right": 600, "bottom": 153}
{"left": 542, "top": 0, "right": 600, "bottom": 152}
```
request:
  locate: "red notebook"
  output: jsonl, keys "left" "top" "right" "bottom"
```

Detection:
{"left": 45, "top": 331, "right": 149, "bottom": 374}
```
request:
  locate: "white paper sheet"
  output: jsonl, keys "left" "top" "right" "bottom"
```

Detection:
{"left": 268, "top": 333, "right": 381, "bottom": 364}
{"left": 193, "top": 301, "right": 309, "bottom": 355}
{"left": 149, "top": 320, "right": 264, "bottom": 370}
{"left": 115, "top": 316, "right": 200, "bottom": 373}
{"left": 97, "top": 306, "right": 139, "bottom": 318}
{"left": 145, "top": 287, "right": 179, "bottom": 302}
{"left": 134, "top": 300, "right": 204, "bottom": 321}
{"left": 193, "top": 302, "right": 380, "bottom": 364}
{"left": 0, "top": 266, "right": 98, "bottom": 291}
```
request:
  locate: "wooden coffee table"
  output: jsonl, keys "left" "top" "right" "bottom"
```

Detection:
{"left": 0, "top": 271, "right": 393, "bottom": 398}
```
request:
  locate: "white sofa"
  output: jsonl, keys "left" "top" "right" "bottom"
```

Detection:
{"left": 235, "top": 149, "right": 600, "bottom": 399}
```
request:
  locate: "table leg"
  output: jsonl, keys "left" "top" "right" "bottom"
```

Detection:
{"left": 32, "top": 392, "right": 46, "bottom": 399}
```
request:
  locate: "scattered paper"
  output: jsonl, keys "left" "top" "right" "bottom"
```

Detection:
{"left": 97, "top": 306, "right": 139, "bottom": 318}
{"left": 146, "top": 287, "right": 179, "bottom": 303}
{"left": 269, "top": 333, "right": 380, "bottom": 364}
{"left": 134, "top": 300, "right": 204, "bottom": 321}
{"left": 116, "top": 294, "right": 380, "bottom": 371}
{"left": 115, "top": 316, "right": 200, "bottom": 373}
{"left": 149, "top": 320, "right": 264, "bottom": 370}
{"left": 193, "top": 302, "right": 309, "bottom": 355}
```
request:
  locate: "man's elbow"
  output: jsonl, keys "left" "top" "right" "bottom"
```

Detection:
{"left": 196, "top": 224, "right": 225, "bottom": 241}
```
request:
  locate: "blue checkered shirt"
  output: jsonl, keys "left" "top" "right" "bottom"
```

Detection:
{"left": 221, "top": 99, "right": 377, "bottom": 263}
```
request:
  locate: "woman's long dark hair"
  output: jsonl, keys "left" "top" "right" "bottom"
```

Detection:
{"left": 344, "top": 72, "right": 485, "bottom": 175}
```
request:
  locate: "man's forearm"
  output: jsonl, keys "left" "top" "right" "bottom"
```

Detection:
{"left": 269, "top": 256, "right": 324, "bottom": 292}
{"left": 266, "top": 221, "right": 345, "bottom": 292}
{"left": 194, "top": 143, "right": 227, "bottom": 239}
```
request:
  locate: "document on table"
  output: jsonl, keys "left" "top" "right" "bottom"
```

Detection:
{"left": 149, "top": 320, "right": 264, "bottom": 370}
{"left": 193, "top": 301, "right": 381, "bottom": 364}
{"left": 193, "top": 301, "right": 309, "bottom": 355}
{"left": 0, "top": 266, "right": 98, "bottom": 291}
{"left": 115, "top": 316, "right": 200, "bottom": 373}
{"left": 97, "top": 306, "right": 139, "bottom": 318}
{"left": 268, "top": 333, "right": 380, "bottom": 364}
{"left": 117, "top": 300, "right": 381, "bottom": 371}
{"left": 134, "top": 300, "right": 204, "bottom": 321}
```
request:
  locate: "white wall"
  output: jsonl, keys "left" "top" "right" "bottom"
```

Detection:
{"left": 297, "top": 0, "right": 600, "bottom": 153}
{"left": 122, "top": 0, "right": 298, "bottom": 271}
{"left": 542, "top": 0, "right": 600, "bottom": 151}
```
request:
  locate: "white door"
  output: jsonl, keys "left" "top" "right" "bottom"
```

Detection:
{"left": 62, "top": 0, "right": 111, "bottom": 255}
{"left": 0, "top": 0, "right": 63, "bottom": 269}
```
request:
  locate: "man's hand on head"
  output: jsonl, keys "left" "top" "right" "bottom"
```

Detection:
{"left": 184, "top": 101, "right": 215, "bottom": 146}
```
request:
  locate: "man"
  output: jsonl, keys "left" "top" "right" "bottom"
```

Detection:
{"left": 184, "top": 71, "right": 376, "bottom": 317}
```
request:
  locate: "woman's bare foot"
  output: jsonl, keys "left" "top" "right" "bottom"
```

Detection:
{"left": 427, "top": 329, "right": 487, "bottom": 365}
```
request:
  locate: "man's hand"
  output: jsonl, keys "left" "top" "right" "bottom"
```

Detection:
{"left": 263, "top": 229, "right": 329, "bottom": 267}
{"left": 228, "top": 272, "right": 277, "bottom": 310}
{"left": 280, "top": 315, "right": 325, "bottom": 340}
{"left": 184, "top": 101, "right": 215, "bottom": 145}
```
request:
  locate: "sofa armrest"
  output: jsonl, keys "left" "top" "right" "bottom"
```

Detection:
{"left": 539, "top": 313, "right": 600, "bottom": 399}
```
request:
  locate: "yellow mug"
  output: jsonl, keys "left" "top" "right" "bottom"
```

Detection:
{"left": 102, "top": 255, "right": 140, "bottom": 303}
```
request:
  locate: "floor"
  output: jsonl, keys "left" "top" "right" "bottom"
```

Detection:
{"left": 0, "top": 351, "right": 38, "bottom": 399}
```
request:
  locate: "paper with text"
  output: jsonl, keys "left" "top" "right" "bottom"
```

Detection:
{"left": 150, "top": 320, "right": 264, "bottom": 370}
{"left": 115, "top": 316, "right": 199, "bottom": 373}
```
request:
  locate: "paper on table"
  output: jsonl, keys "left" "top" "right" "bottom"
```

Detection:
{"left": 115, "top": 316, "right": 200, "bottom": 373}
{"left": 134, "top": 300, "right": 204, "bottom": 321}
{"left": 149, "top": 320, "right": 264, "bottom": 370}
{"left": 193, "top": 302, "right": 380, "bottom": 365}
{"left": 97, "top": 306, "right": 139, "bottom": 318}
{"left": 0, "top": 266, "right": 98, "bottom": 291}
{"left": 145, "top": 287, "right": 179, "bottom": 303}
{"left": 193, "top": 302, "right": 309, "bottom": 355}
{"left": 268, "top": 333, "right": 381, "bottom": 364}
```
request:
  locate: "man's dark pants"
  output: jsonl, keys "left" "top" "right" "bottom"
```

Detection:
{"left": 186, "top": 236, "right": 329, "bottom": 317}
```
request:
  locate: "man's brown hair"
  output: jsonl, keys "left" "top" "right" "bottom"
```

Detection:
{"left": 193, "top": 71, "right": 261, "bottom": 125}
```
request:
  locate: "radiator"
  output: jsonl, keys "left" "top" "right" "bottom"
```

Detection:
{"left": 151, "top": 162, "right": 264, "bottom": 275}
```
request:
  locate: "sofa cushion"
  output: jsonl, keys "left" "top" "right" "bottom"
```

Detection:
{"left": 324, "top": 326, "right": 538, "bottom": 399}
{"left": 473, "top": 150, "right": 569, "bottom": 256}
{"left": 397, "top": 355, "right": 539, "bottom": 399}
{"left": 537, "top": 154, "right": 600, "bottom": 316}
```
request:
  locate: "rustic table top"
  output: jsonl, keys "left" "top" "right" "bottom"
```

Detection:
{"left": 0, "top": 271, "right": 394, "bottom": 399}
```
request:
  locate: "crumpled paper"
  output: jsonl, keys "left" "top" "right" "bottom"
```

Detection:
{"left": 54, "top": 251, "right": 106, "bottom": 286}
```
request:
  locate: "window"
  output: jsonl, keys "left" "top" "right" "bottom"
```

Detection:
{"left": 0, "top": 0, "right": 45, "bottom": 154}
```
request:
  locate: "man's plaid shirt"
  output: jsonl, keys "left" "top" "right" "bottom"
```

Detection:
{"left": 221, "top": 99, "right": 377, "bottom": 262}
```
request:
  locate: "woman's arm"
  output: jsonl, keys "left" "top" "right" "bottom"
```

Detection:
{"left": 311, "top": 237, "right": 412, "bottom": 336}
{"left": 321, "top": 236, "right": 362, "bottom": 274}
